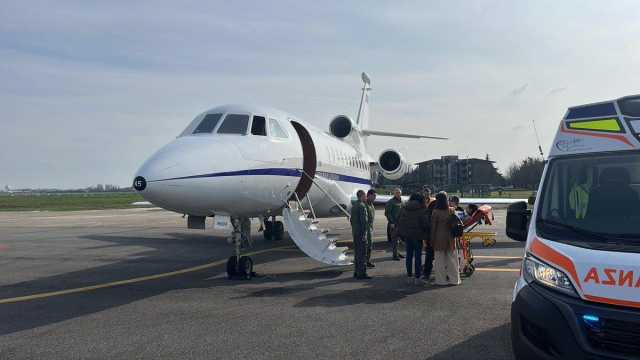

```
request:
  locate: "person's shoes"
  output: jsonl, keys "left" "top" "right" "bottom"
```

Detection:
{"left": 356, "top": 275, "right": 372, "bottom": 280}
{"left": 398, "top": 254, "right": 405, "bottom": 259}
{"left": 414, "top": 278, "right": 428, "bottom": 286}
{"left": 366, "top": 262, "right": 375, "bottom": 268}
{"left": 392, "top": 256, "right": 401, "bottom": 261}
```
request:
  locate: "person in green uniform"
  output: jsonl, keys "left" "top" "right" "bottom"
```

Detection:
{"left": 350, "top": 190, "right": 370, "bottom": 279}
{"left": 365, "top": 189, "right": 377, "bottom": 268}
{"left": 569, "top": 168, "right": 592, "bottom": 220}
{"left": 385, "top": 188, "right": 404, "bottom": 260}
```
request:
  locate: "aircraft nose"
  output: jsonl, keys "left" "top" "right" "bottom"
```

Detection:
{"left": 133, "top": 136, "right": 244, "bottom": 210}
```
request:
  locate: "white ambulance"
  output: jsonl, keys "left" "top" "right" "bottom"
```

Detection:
{"left": 507, "top": 95, "right": 640, "bottom": 360}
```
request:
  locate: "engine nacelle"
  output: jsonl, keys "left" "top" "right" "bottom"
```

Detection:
{"left": 329, "top": 115, "right": 354, "bottom": 138}
{"left": 378, "top": 149, "right": 415, "bottom": 180}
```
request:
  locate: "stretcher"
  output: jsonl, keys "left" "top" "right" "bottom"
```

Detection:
{"left": 457, "top": 205, "right": 497, "bottom": 277}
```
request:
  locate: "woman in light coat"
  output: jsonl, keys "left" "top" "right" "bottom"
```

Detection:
{"left": 430, "top": 192, "right": 461, "bottom": 286}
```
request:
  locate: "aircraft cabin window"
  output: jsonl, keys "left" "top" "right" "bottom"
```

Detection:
{"left": 217, "top": 114, "right": 250, "bottom": 134}
{"left": 251, "top": 116, "right": 267, "bottom": 136}
{"left": 269, "top": 118, "right": 288, "bottom": 138}
{"left": 193, "top": 113, "right": 223, "bottom": 134}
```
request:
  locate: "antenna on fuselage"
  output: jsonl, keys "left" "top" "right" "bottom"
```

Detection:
{"left": 531, "top": 119, "right": 544, "bottom": 159}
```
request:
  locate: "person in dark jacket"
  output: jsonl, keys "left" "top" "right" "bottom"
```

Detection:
{"left": 423, "top": 197, "right": 436, "bottom": 280}
{"left": 397, "top": 193, "right": 429, "bottom": 285}
{"left": 384, "top": 188, "right": 404, "bottom": 260}
{"left": 449, "top": 195, "right": 464, "bottom": 213}
{"left": 350, "top": 190, "right": 370, "bottom": 279}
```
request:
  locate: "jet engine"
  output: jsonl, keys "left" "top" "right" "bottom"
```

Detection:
{"left": 378, "top": 149, "right": 415, "bottom": 180}
{"left": 329, "top": 115, "right": 354, "bottom": 138}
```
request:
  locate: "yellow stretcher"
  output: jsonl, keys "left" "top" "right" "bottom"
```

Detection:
{"left": 458, "top": 230, "right": 497, "bottom": 277}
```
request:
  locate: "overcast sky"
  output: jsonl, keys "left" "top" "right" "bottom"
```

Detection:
{"left": 2, "top": 1, "right": 639, "bottom": 188}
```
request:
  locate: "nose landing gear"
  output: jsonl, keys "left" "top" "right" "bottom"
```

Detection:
{"left": 226, "top": 217, "right": 256, "bottom": 280}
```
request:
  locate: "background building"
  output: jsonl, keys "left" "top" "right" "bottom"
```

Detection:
{"left": 380, "top": 155, "right": 504, "bottom": 195}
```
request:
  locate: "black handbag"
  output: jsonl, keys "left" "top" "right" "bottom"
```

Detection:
{"left": 449, "top": 212, "right": 464, "bottom": 238}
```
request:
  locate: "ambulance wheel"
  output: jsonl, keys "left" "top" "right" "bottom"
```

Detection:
{"left": 264, "top": 221, "right": 273, "bottom": 241}
{"left": 238, "top": 256, "right": 254, "bottom": 280}
{"left": 274, "top": 221, "right": 284, "bottom": 240}
{"left": 226, "top": 256, "right": 238, "bottom": 278}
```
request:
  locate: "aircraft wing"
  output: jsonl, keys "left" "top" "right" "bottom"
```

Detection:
{"left": 360, "top": 129, "right": 448, "bottom": 140}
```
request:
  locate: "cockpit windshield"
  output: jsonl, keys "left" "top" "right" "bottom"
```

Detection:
{"left": 217, "top": 114, "right": 250, "bottom": 134}
{"left": 536, "top": 152, "right": 640, "bottom": 250}
{"left": 192, "top": 113, "right": 223, "bottom": 134}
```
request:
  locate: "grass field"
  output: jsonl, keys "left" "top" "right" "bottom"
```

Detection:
{"left": 0, "top": 193, "right": 148, "bottom": 211}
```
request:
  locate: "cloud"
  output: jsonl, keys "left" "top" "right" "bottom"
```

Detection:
{"left": 547, "top": 87, "right": 567, "bottom": 96}
{"left": 509, "top": 83, "right": 529, "bottom": 96}
{"left": 2, "top": 1, "right": 640, "bottom": 187}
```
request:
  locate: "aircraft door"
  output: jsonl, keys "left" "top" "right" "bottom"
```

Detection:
{"left": 290, "top": 121, "right": 317, "bottom": 200}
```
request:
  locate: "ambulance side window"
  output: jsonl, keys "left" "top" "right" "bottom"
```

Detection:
{"left": 541, "top": 166, "right": 563, "bottom": 220}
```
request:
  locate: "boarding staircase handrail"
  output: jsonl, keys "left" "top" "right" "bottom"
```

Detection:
{"left": 300, "top": 170, "right": 351, "bottom": 219}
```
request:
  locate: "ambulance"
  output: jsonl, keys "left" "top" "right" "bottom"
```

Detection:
{"left": 507, "top": 95, "right": 640, "bottom": 360}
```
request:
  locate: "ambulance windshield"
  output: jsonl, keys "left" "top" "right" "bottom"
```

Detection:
{"left": 536, "top": 152, "right": 640, "bottom": 249}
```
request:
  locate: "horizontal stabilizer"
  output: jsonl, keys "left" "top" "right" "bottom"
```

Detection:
{"left": 360, "top": 129, "right": 448, "bottom": 140}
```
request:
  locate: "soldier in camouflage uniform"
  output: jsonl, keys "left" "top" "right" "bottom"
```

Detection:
{"left": 385, "top": 188, "right": 404, "bottom": 260}
{"left": 365, "top": 189, "right": 377, "bottom": 268}
{"left": 350, "top": 190, "right": 370, "bottom": 279}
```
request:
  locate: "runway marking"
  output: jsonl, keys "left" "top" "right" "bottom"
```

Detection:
{"left": 474, "top": 256, "right": 522, "bottom": 260}
{"left": 0, "top": 245, "right": 293, "bottom": 305}
{"left": 474, "top": 268, "right": 520, "bottom": 272}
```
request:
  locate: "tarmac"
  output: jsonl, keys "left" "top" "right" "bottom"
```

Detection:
{"left": 0, "top": 208, "right": 523, "bottom": 359}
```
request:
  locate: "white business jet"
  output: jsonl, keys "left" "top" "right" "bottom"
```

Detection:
{"left": 133, "top": 72, "right": 447, "bottom": 279}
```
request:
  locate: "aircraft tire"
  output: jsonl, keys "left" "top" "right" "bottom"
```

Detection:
{"left": 226, "top": 256, "right": 238, "bottom": 278}
{"left": 238, "top": 256, "right": 253, "bottom": 280}
{"left": 274, "top": 221, "right": 284, "bottom": 240}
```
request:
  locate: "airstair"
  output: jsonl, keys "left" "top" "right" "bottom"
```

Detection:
{"left": 281, "top": 172, "right": 352, "bottom": 266}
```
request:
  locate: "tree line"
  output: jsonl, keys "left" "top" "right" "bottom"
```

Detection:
{"left": 504, "top": 157, "right": 545, "bottom": 189}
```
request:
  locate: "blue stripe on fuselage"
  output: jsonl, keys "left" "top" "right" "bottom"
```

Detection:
{"left": 149, "top": 168, "right": 371, "bottom": 185}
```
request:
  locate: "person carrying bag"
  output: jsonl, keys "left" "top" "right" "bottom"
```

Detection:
{"left": 430, "top": 191, "right": 462, "bottom": 286}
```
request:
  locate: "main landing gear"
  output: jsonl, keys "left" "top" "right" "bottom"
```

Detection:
{"left": 263, "top": 216, "right": 284, "bottom": 241}
{"left": 226, "top": 217, "right": 255, "bottom": 280}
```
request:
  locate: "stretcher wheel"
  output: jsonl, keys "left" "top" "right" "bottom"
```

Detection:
{"left": 482, "top": 237, "right": 496, "bottom": 247}
{"left": 462, "top": 263, "right": 475, "bottom": 277}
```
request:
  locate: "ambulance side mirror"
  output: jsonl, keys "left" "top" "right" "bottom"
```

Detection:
{"left": 506, "top": 201, "right": 531, "bottom": 242}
